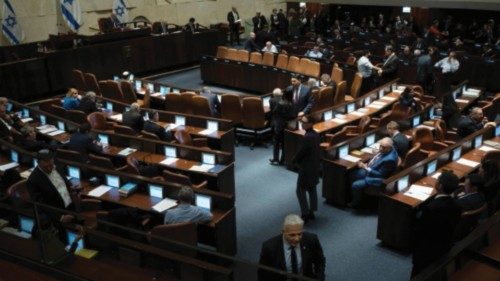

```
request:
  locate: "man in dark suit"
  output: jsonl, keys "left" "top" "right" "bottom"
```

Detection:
{"left": 122, "top": 103, "right": 144, "bottom": 133}
{"left": 415, "top": 48, "right": 434, "bottom": 94}
{"left": 293, "top": 116, "right": 320, "bottom": 222}
{"left": 68, "top": 123, "right": 103, "bottom": 157}
{"left": 386, "top": 121, "right": 409, "bottom": 159}
{"left": 286, "top": 74, "right": 314, "bottom": 117}
{"left": 457, "top": 107, "right": 496, "bottom": 138}
{"left": 143, "top": 110, "right": 172, "bottom": 142}
{"left": 269, "top": 89, "right": 295, "bottom": 165}
{"left": 252, "top": 12, "right": 268, "bottom": 33}
{"left": 78, "top": 91, "right": 98, "bottom": 114}
{"left": 377, "top": 45, "right": 399, "bottom": 83}
{"left": 456, "top": 174, "right": 486, "bottom": 212}
{"left": 348, "top": 137, "right": 398, "bottom": 208}
{"left": 258, "top": 214, "right": 325, "bottom": 281}
{"left": 19, "top": 125, "right": 55, "bottom": 152}
{"left": 412, "top": 171, "right": 462, "bottom": 276}
{"left": 200, "top": 87, "right": 220, "bottom": 117}
{"left": 244, "top": 32, "right": 260, "bottom": 52}
{"left": 227, "top": 7, "right": 241, "bottom": 45}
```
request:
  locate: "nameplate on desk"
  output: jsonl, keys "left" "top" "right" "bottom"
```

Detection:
{"left": 21, "top": 118, "right": 33, "bottom": 123}
{"left": 431, "top": 172, "right": 441, "bottom": 179}
{"left": 455, "top": 98, "right": 469, "bottom": 103}
{"left": 479, "top": 145, "right": 498, "bottom": 152}
{"left": 152, "top": 198, "right": 178, "bottom": 213}
{"left": 340, "top": 155, "right": 361, "bottom": 163}
{"left": 361, "top": 147, "right": 374, "bottom": 154}
{"left": 109, "top": 114, "right": 123, "bottom": 121}
{"left": 357, "top": 108, "right": 369, "bottom": 113}
{"left": 189, "top": 164, "right": 215, "bottom": 173}
{"left": 332, "top": 118, "right": 347, "bottom": 124}
{"left": 20, "top": 170, "right": 32, "bottom": 179}
{"left": 198, "top": 128, "right": 217, "bottom": 135}
{"left": 0, "top": 162, "right": 19, "bottom": 172}
{"left": 367, "top": 103, "right": 384, "bottom": 109}
{"left": 47, "top": 130, "right": 65, "bottom": 136}
{"left": 167, "top": 123, "right": 179, "bottom": 130}
{"left": 462, "top": 91, "right": 479, "bottom": 98}
{"left": 160, "top": 157, "right": 178, "bottom": 165}
{"left": 456, "top": 158, "right": 480, "bottom": 168}
{"left": 349, "top": 111, "right": 365, "bottom": 117}
{"left": 117, "top": 148, "right": 137, "bottom": 156}
{"left": 404, "top": 184, "right": 433, "bottom": 201}
{"left": 381, "top": 96, "right": 396, "bottom": 101}
{"left": 39, "top": 127, "right": 57, "bottom": 134}
{"left": 151, "top": 92, "right": 162, "bottom": 97}
{"left": 88, "top": 185, "right": 112, "bottom": 197}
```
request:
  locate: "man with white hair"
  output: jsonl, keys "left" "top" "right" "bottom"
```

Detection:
{"left": 457, "top": 107, "right": 496, "bottom": 138}
{"left": 262, "top": 41, "right": 278, "bottom": 53}
{"left": 258, "top": 214, "right": 325, "bottom": 281}
{"left": 78, "top": 91, "right": 98, "bottom": 114}
{"left": 123, "top": 102, "right": 143, "bottom": 133}
{"left": 244, "top": 32, "right": 260, "bottom": 52}
{"left": 348, "top": 137, "right": 398, "bottom": 208}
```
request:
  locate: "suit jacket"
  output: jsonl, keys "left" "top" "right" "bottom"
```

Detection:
{"left": 77, "top": 96, "right": 98, "bottom": 114}
{"left": 143, "top": 120, "right": 172, "bottom": 141}
{"left": 412, "top": 195, "right": 461, "bottom": 270}
{"left": 200, "top": 92, "right": 221, "bottom": 117}
{"left": 244, "top": 38, "right": 260, "bottom": 52}
{"left": 381, "top": 54, "right": 399, "bottom": 79}
{"left": 68, "top": 132, "right": 102, "bottom": 156}
{"left": 286, "top": 84, "right": 314, "bottom": 114}
{"left": 457, "top": 116, "right": 483, "bottom": 138}
{"left": 365, "top": 147, "right": 398, "bottom": 186}
{"left": 20, "top": 138, "right": 53, "bottom": 152}
{"left": 227, "top": 11, "right": 240, "bottom": 27}
{"left": 252, "top": 15, "right": 268, "bottom": 32}
{"left": 392, "top": 132, "right": 410, "bottom": 158}
{"left": 270, "top": 98, "right": 294, "bottom": 133}
{"left": 456, "top": 192, "right": 485, "bottom": 212}
{"left": 293, "top": 128, "right": 320, "bottom": 188}
{"left": 0, "top": 117, "right": 11, "bottom": 138}
{"left": 416, "top": 54, "right": 433, "bottom": 82}
{"left": 123, "top": 110, "right": 144, "bottom": 133}
{"left": 258, "top": 232, "right": 325, "bottom": 281}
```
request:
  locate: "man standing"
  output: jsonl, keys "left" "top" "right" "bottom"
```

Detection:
{"left": 357, "top": 49, "right": 380, "bottom": 93}
{"left": 293, "top": 116, "right": 320, "bottom": 223}
{"left": 377, "top": 45, "right": 399, "bottom": 83}
{"left": 286, "top": 74, "right": 314, "bottom": 117}
{"left": 434, "top": 51, "right": 460, "bottom": 93}
{"left": 412, "top": 171, "right": 462, "bottom": 276}
{"left": 122, "top": 103, "right": 144, "bottom": 133}
{"left": 227, "top": 7, "right": 241, "bottom": 45}
{"left": 143, "top": 110, "right": 172, "bottom": 141}
{"left": 415, "top": 48, "right": 434, "bottom": 94}
{"left": 258, "top": 214, "right": 325, "bottom": 281}
{"left": 252, "top": 12, "right": 268, "bottom": 33}
{"left": 457, "top": 107, "right": 496, "bottom": 138}
{"left": 386, "top": 121, "right": 409, "bottom": 159}
{"left": 269, "top": 89, "right": 294, "bottom": 165}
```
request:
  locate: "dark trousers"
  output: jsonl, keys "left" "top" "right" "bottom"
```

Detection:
{"left": 361, "top": 76, "right": 373, "bottom": 94}
{"left": 272, "top": 130, "right": 284, "bottom": 162}
{"left": 296, "top": 184, "right": 318, "bottom": 216}
{"left": 229, "top": 24, "right": 240, "bottom": 45}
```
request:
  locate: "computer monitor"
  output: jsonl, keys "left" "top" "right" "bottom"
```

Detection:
{"left": 113, "top": 75, "right": 119, "bottom": 81}
{"left": 378, "top": 89, "right": 385, "bottom": 99}
{"left": 207, "top": 120, "right": 218, "bottom": 131}
{"left": 426, "top": 160, "right": 437, "bottom": 175}
{"left": 428, "top": 106, "right": 435, "bottom": 119}
{"left": 262, "top": 96, "right": 271, "bottom": 108}
{"left": 195, "top": 194, "right": 212, "bottom": 211}
{"left": 202, "top": 153, "right": 215, "bottom": 165}
{"left": 105, "top": 102, "right": 113, "bottom": 111}
{"left": 39, "top": 114, "right": 46, "bottom": 125}
{"left": 147, "top": 83, "right": 154, "bottom": 93}
{"left": 105, "top": 174, "right": 120, "bottom": 188}
{"left": 10, "top": 150, "right": 18, "bottom": 163}
{"left": 452, "top": 147, "right": 462, "bottom": 161}
{"left": 148, "top": 184, "right": 163, "bottom": 198}
{"left": 32, "top": 159, "right": 37, "bottom": 168}
{"left": 143, "top": 112, "right": 149, "bottom": 121}
{"left": 98, "top": 134, "right": 109, "bottom": 145}
{"left": 66, "top": 230, "right": 84, "bottom": 251}
{"left": 364, "top": 96, "right": 371, "bottom": 107}
{"left": 452, "top": 89, "right": 460, "bottom": 99}
{"left": 496, "top": 124, "right": 500, "bottom": 137}
{"left": 129, "top": 74, "right": 134, "bottom": 81}
{"left": 22, "top": 108, "right": 29, "bottom": 118}
{"left": 160, "top": 86, "right": 169, "bottom": 95}
{"left": 175, "top": 115, "right": 185, "bottom": 126}
{"left": 346, "top": 103, "right": 355, "bottom": 113}
{"left": 365, "top": 134, "right": 376, "bottom": 147}
{"left": 57, "top": 121, "right": 65, "bottom": 131}
{"left": 323, "top": 110, "right": 333, "bottom": 121}
{"left": 67, "top": 166, "right": 80, "bottom": 179}
{"left": 6, "top": 102, "right": 12, "bottom": 112}
{"left": 391, "top": 83, "right": 397, "bottom": 92}
{"left": 164, "top": 146, "right": 177, "bottom": 158}
{"left": 135, "top": 80, "right": 142, "bottom": 91}
{"left": 19, "top": 216, "right": 34, "bottom": 234}
{"left": 412, "top": 115, "right": 421, "bottom": 127}
{"left": 474, "top": 135, "right": 483, "bottom": 148}
{"left": 338, "top": 144, "right": 349, "bottom": 159}
{"left": 172, "top": 89, "right": 180, "bottom": 94}
{"left": 397, "top": 175, "right": 409, "bottom": 192}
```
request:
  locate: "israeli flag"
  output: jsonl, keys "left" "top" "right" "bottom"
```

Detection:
{"left": 113, "top": 0, "right": 128, "bottom": 24}
{"left": 2, "top": 0, "right": 24, "bottom": 45}
{"left": 60, "top": 0, "right": 82, "bottom": 32}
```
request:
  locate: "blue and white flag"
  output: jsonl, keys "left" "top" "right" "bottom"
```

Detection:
{"left": 60, "top": 0, "right": 82, "bottom": 32}
{"left": 2, "top": 0, "right": 24, "bottom": 45}
{"left": 112, "top": 0, "right": 128, "bottom": 24}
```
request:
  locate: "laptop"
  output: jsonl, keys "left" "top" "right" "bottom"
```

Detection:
{"left": 175, "top": 115, "right": 186, "bottom": 126}
{"left": 346, "top": 103, "right": 355, "bottom": 113}
{"left": 323, "top": 110, "right": 333, "bottom": 121}
{"left": 66, "top": 230, "right": 84, "bottom": 251}
{"left": 164, "top": 146, "right": 177, "bottom": 158}
{"left": 98, "top": 134, "right": 109, "bottom": 146}
{"left": 39, "top": 115, "right": 47, "bottom": 125}
{"left": 365, "top": 134, "right": 376, "bottom": 147}
{"left": 135, "top": 80, "right": 142, "bottom": 91}
{"left": 10, "top": 150, "right": 18, "bottom": 163}
{"left": 451, "top": 147, "right": 462, "bottom": 161}
{"left": 474, "top": 135, "right": 483, "bottom": 148}
{"left": 338, "top": 144, "right": 348, "bottom": 159}
{"left": 397, "top": 175, "right": 409, "bottom": 192}
{"left": 202, "top": 153, "right": 215, "bottom": 165}
{"left": 148, "top": 184, "right": 164, "bottom": 199}
{"left": 67, "top": 166, "right": 81, "bottom": 179}
{"left": 19, "top": 216, "right": 34, "bottom": 235}
{"left": 412, "top": 116, "right": 421, "bottom": 127}
{"left": 105, "top": 174, "right": 120, "bottom": 188}
{"left": 195, "top": 194, "right": 212, "bottom": 211}
{"left": 426, "top": 160, "right": 437, "bottom": 176}
{"left": 207, "top": 120, "right": 218, "bottom": 131}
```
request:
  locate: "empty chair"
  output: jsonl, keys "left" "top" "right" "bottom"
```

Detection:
{"left": 331, "top": 66, "right": 343, "bottom": 84}
{"left": 453, "top": 204, "right": 487, "bottom": 241}
{"left": 241, "top": 97, "right": 269, "bottom": 148}
{"left": 162, "top": 170, "right": 207, "bottom": 189}
{"left": 51, "top": 104, "right": 67, "bottom": 118}
{"left": 344, "top": 116, "right": 371, "bottom": 136}
{"left": 56, "top": 148, "right": 86, "bottom": 163}
{"left": 149, "top": 222, "right": 197, "bottom": 255}
{"left": 333, "top": 81, "right": 347, "bottom": 105}
{"left": 401, "top": 143, "right": 429, "bottom": 169}
{"left": 275, "top": 53, "right": 289, "bottom": 69}
{"left": 174, "top": 129, "right": 208, "bottom": 148}
{"left": 221, "top": 94, "right": 243, "bottom": 126}
{"left": 88, "top": 154, "right": 127, "bottom": 171}
{"left": 347, "top": 72, "right": 363, "bottom": 100}
{"left": 179, "top": 92, "right": 195, "bottom": 114}
{"left": 226, "top": 48, "right": 238, "bottom": 61}
{"left": 66, "top": 109, "right": 88, "bottom": 124}
{"left": 318, "top": 86, "right": 334, "bottom": 110}
{"left": 236, "top": 49, "right": 249, "bottom": 62}
{"left": 114, "top": 124, "right": 137, "bottom": 136}
{"left": 249, "top": 52, "right": 262, "bottom": 64}
{"left": 106, "top": 80, "right": 124, "bottom": 101}
{"left": 297, "top": 58, "right": 311, "bottom": 75}
{"left": 99, "top": 80, "right": 111, "bottom": 99}
{"left": 434, "top": 119, "right": 459, "bottom": 145}
{"left": 390, "top": 102, "right": 412, "bottom": 120}
{"left": 216, "top": 46, "right": 228, "bottom": 59}
{"left": 191, "top": 95, "right": 212, "bottom": 117}
{"left": 71, "top": 69, "right": 86, "bottom": 91}
{"left": 320, "top": 127, "right": 350, "bottom": 149}
{"left": 306, "top": 60, "right": 320, "bottom": 78}
{"left": 87, "top": 112, "right": 115, "bottom": 131}
{"left": 84, "top": 73, "right": 101, "bottom": 96}
{"left": 261, "top": 52, "right": 275, "bottom": 66}
{"left": 287, "top": 56, "right": 300, "bottom": 73}
{"left": 413, "top": 127, "right": 448, "bottom": 154}
{"left": 164, "top": 94, "right": 182, "bottom": 113}
{"left": 120, "top": 80, "right": 142, "bottom": 105}
{"left": 7, "top": 179, "right": 30, "bottom": 201}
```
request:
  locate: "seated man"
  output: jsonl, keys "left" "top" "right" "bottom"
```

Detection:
{"left": 164, "top": 187, "right": 213, "bottom": 224}
{"left": 305, "top": 45, "right": 323, "bottom": 59}
{"left": 456, "top": 174, "right": 486, "bottom": 212}
{"left": 68, "top": 123, "right": 103, "bottom": 157}
{"left": 183, "top": 17, "right": 198, "bottom": 33}
{"left": 122, "top": 103, "right": 144, "bottom": 133}
{"left": 262, "top": 41, "right": 278, "bottom": 53}
{"left": 386, "top": 121, "right": 409, "bottom": 158}
{"left": 244, "top": 32, "right": 260, "bottom": 52}
{"left": 348, "top": 137, "right": 398, "bottom": 208}
{"left": 143, "top": 109, "right": 172, "bottom": 141}
{"left": 0, "top": 98, "right": 22, "bottom": 139}
{"left": 457, "top": 107, "right": 496, "bottom": 138}
{"left": 78, "top": 91, "right": 98, "bottom": 114}
{"left": 19, "top": 125, "right": 55, "bottom": 152}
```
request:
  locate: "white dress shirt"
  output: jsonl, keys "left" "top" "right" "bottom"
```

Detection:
{"left": 283, "top": 237, "right": 302, "bottom": 274}
{"left": 357, "top": 55, "right": 375, "bottom": 78}
{"left": 262, "top": 45, "right": 278, "bottom": 53}
{"left": 43, "top": 168, "right": 72, "bottom": 208}
{"left": 435, "top": 57, "right": 460, "bottom": 73}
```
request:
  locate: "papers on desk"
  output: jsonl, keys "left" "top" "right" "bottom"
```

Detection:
{"left": 349, "top": 111, "right": 365, "bottom": 117}
{"left": 47, "top": 130, "right": 65, "bottom": 136}
{"left": 198, "top": 128, "right": 217, "bottom": 135}
{"left": 39, "top": 127, "right": 57, "bottom": 134}
{"left": 404, "top": 184, "right": 433, "bottom": 201}
{"left": 167, "top": 123, "right": 179, "bottom": 130}
{"left": 109, "top": 114, "right": 122, "bottom": 121}
{"left": 381, "top": 96, "right": 396, "bottom": 101}
{"left": 332, "top": 118, "right": 347, "bottom": 124}
{"left": 367, "top": 103, "right": 385, "bottom": 109}
{"left": 117, "top": 147, "right": 137, "bottom": 156}
{"left": 88, "top": 185, "right": 112, "bottom": 197}
{"left": 0, "top": 162, "right": 19, "bottom": 172}
{"left": 479, "top": 145, "right": 498, "bottom": 152}
{"left": 431, "top": 172, "right": 442, "bottom": 179}
{"left": 336, "top": 114, "right": 346, "bottom": 119}
{"left": 455, "top": 98, "right": 469, "bottom": 103}
{"left": 417, "top": 124, "right": 435, "bottom": 131}
{"left": 357, "top": 108, "right": 369, "bottom": 113}
{"left": 361, "top": 147, "right": 374, "bottom": 154}
{"left": 462, "top": 91, "right": 479, "bottom": 98}
{"left": 152, "top": 198, "right": 178, "bottom": 213}
{"left": 340, "top": 154, "right": 361, "bottom": 163}
{"left": 189, "top": 164, "right": 215, "bottom": 173}
{"left": 20, "top": 118, "right": 33, "bottom": 123}
{"left": 160, "top": 157, "right": 178, "bottom": 165}
{"left": 36, "top": 124, "right": 52, "bottom": 130}
{"left": 151, "top": 92, "right": 162, "bottom": 97}
{"left": 20, "top": 170, "right": 32, "bottom": 179}
{"left": 456, "top": 158, "right": 480, "bottom": 168}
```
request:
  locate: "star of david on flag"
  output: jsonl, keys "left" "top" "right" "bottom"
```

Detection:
{"left": 113, "top": 0, "right": 128, "bottom": 24}
{"left": 2, "top": 0, "right": 24, "bottom": 45}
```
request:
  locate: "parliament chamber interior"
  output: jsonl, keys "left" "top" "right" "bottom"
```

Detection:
{"left": 0, "top": 0, "right": 499, "bottom": 280}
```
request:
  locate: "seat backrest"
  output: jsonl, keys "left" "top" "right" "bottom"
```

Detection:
{"left": 454, "top": 203, "right": 488, "bottom": 241}
{"left": 150, "top": 222, "right": 198, "bottom": 251}
{"left": 242, "top": 97, "right": 266, "bottom": 129}
{"left": 310, "top": 89, "right": 322, "bottom": 113}
{"left": 179, "top": 92, "right": 195, "bottom": 114}
{"left": 66, "top": 109, "right": 88, "bottom": 124}
{"left": 216, "top": 46, "right": 228, "bottom": 59}
{"left": 141, "top": 130, "right": 160, "bottom": 140}
{"left": 287, "top": 56, "right": 300, "bottom": 73}
{"left": 83, "top": 73, "right": 101, "bottom": 95}
{"left": 174, "top": 129, "right": 193, "bottom": 146}
{"left": 331, "top": 66, "right": 344, "bottom": 84}
{"left": 126, "top": 155, "right": 141, "bottom": 175}
{"left": 483, "top": 150, "right": 500, "bottom": 167}
{"left": 275, "top": 54, "right": 289, "bottom": 69}
{"left": 114, "top": 124, "right": 137, "bottom": 136}
{"left": 297, "top": 58, "right": 310, "bottom": 75}
{"left": 481, "top": 102, "right": 495, "bottom": 122}
{"left": 99, "top": 80, "right": 111, "bottom": 99}
{"left": 162, "top": 170, "right": 193, "bottom": 187}
{"left": 220, "top": 94, "right": 243, "bottom": 125}
{"left": 119, "top": 80, "right": 138, "bottom": 104}
{"left": 88, "top": 154, "right": 115, "bottom": 169}
{"left": 413, "top": 127, "right": 434, "bottom": 150}
{"left": 191, "top": 96, "right": 212, "bottom": 117}
{"left": 358, "top": 116, "right": 372, "bottom": 134}
{"left": 391, "top": 102, "right": 412, "bottom": 120}
{"left": 7, "top": 180, "right": 30, "bottom": 201}
{"left": 51, "top": 104, "right": 67, "bottom": 118}
{"left": 333, "top": 81, "right": 347, "bottom": 105}
{"left": 319, "top": 86, "right": 334, "bottom": 110}
{"left": 328, "top": 127, "right": 350, "bottom": 147}
{"left": 307, "top": 60, "right": 320, "bottom": 78}
{"left": 71, "top": 69, "right": 86, "bottom": 91}
{"left": 87, "top": 112, "right": 108, "bottom": 130}
{"left": 261, "top": 52, "right": 275, "bottom": 66}
{"left": 106, "top": 80, "right": 124, "bottom": 101}
{"left": 350, "top": 72, "right": 363, "bottom": 99}
{"left": 56, "top": 148, "right": 86, "bottom": 163}
{"left": 249, "top": 52, "right": 262, "bottom": 64}
{"left": 434, "top": 119, "right": 447, "bottom": 142}
{"left": 236, "top": 49, "right": 249, "bottom": 63}
{"left": 164, "top": 94, "right": 182, "bottom": 113}
{"left": 346, "top": 55, "right": 357, "bottom": 65}
{"left": 226, "top": 48, "right": 238, "bottom": 61}
{"left": 402, "top": 143, "right": 429, "bottom": 169}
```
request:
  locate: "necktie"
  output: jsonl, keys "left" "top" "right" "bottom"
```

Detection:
{"left": 368, "top": 153, "right": 381, "bottom": 167}
{"left": 290, "top": 246, "right": 298, "bottom": 274}
{"left": 293, "top": 87, "right": 299, "bottom": 104}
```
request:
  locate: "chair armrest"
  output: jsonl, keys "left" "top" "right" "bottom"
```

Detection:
{"left": 193, "top": 180, "right": 208, "bottom": 189}
{"left": 444, "top": 130, "right": 459, "bottom": 141}
{"left": 116, "top": 165, "right": 128, "bottom": 172}
{"left": 444, "top": 140, "right": 456, "bottom": 146}
{"left": 433, "top": 141, "right": 449, "bottom": 150}
{"left": 344, "top": 126, "right": 358, "bottom": 135}
{"left": 324, "top": 134, "right": 334, "bottom": 143}
{"left": 193, "top": 138, "right": 208, "bottom": 147}
{"left": 81, "top": 199, "right": 102, "bottom": 212}
{"left": 477, "top": 101, "right": 489, "bottom": 107}
{"left": 106, "top": 122, "right": 116, "bottom": 130}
